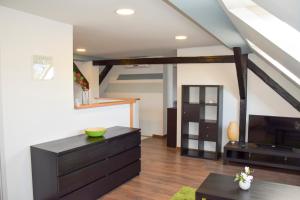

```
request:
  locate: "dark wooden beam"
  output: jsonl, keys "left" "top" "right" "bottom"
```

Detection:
{"left": 233, "top": 47, "right": 248, "bottom": 143}
{"left": 239, "top": 99, "right": 247, "bottom": 143}
{"left": 99, "top": 65, "right": 113, "bottom": 85}
{"left": 93, "top": 56, "right": 235, "bottom": 66}
{"left": 233, "top": 47, "right": 248, "bottom": 99}
{"left": 248, "top": 60, "right": 300, "bottom": 112}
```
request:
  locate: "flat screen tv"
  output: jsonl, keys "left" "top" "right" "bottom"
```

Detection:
{"left": 248, "top": 115, "right": 300, "bottom": 149}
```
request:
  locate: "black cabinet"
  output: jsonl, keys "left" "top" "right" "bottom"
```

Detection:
{"left": 181, "top": 85, "right": 223, "bottom": 160}
{"left": 223, "top": 142, "right": 300, "bottom": 171}
{"left": 31, "top": 126, "right": 141, "bottom": 200}
{"left": 167, "top": 107, "right": 177, "bottom": 148}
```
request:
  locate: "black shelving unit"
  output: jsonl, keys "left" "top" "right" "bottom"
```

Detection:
{"left": 181, "top": 85, "right": 223, "bottom": 160}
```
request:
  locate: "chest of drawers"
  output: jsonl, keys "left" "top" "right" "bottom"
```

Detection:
{"left": 31, "top": 126, "right": 141, "bottom": 200}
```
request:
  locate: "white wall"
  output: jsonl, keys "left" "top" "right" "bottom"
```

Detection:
{"left": 73, "top": 61, "right": 100, "bottom": 103}
{"left": 103, "top": 65, "right": 164, "bottom": 136}
{"left": 0, "top": 40, "right": 6, "bottom": 200}
{"left": 177, "top": 45, "right": 300, "bottom": 148}
{"left": 0, "top": 6, "right": 131, "bottom": 200}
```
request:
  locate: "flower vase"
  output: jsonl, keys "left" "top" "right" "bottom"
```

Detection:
{"left": 239, "top": 180, "right": 251, "bottom": 190}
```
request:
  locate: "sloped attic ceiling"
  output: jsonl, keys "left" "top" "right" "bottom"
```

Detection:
{"left": 169, "top": 0, "right": 299, "bottom": 86}
{"left": 252, "top": 0, "right": 300, "bottom": 31}
{"left": 219, "top": 0, "right": 300, "bottom": 83}
{"left": 167, "top": 0, "right": 250, "bottom": 53}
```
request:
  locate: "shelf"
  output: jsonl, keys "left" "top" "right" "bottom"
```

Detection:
{"left": 182, "top": 134, "right": 199, "bottom": 140}
{"left": 183, "top": 102, "right": 218, "bottom": 106}
{"left": 204, "top": 103, "right": 218, "bottom": 106}
{"left": 181, "top": 85, "right": 223, "bottom": 161}
{"left": 181, "top": 149, "right": 200, "bottom": 158}
{"left": 203, "top": 120, "right": 217, "bottom": 124}
{"left": 181, "top": 148, "right": 218, "bottom": 160}
{"left": 183, "top": 102, "right": 200, "bottom": 105}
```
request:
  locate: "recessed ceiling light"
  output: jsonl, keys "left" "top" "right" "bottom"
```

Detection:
{"left": 116, "top": 8, "right": 135, "bottom": 16}
{"left": 175, "top": 35, "right": 187, "bottom": 40}
{"left": 76, "top": 48, "right": 86, "bottom": 52}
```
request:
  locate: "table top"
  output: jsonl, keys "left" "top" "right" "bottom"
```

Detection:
{"left": 196, "top": 173, "right": 300, "bottom": 200}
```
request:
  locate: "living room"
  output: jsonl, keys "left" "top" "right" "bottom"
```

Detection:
{"left": 0, "top": 0, "right": 299, "bottom": 200}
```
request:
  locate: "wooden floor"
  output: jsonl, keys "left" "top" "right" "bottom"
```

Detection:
{"left": 101, "top": 138, "right": 300, "bottom": 200}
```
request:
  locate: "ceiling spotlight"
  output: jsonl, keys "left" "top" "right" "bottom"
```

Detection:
{"left": 175, "top": 35, "right": 188, "bottom": 40}
{"left": 76, "top": 48, "right": 86, "bottom": 52}
{"left": 116, "top": 8, "right": 135, "bottom": 16}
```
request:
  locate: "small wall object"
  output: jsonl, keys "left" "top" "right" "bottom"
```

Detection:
{"left": 227, "top": 121, "right": 239, "bottom": 144}
{"left": 32, "top": 55, "right": 54, "bottom": 80}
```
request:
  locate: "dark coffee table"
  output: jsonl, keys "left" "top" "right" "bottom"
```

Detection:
{"left": 196, "top": 173, "right": 300, "bottom": 200}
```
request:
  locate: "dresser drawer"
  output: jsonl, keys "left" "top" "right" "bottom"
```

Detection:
{"left": 58, "top": 142, "right": 107, "bottom": 176}
{"left": 108, "top": 132, "right": 140, "bottom": 156}
{"left": 109, "top": 160, "right": 141, "bottom": 189}
{"left": 108, "top": 147, "right": 140, "bottom": 174}
{"left": 60, "top": 161, "right": 140, "bottom": 200}
{"left": 58, "top": 159, "right": 108, "bottom": 196}
{"left": 60, "top": 176, "right": 110, "bottom": 200}
{"left": 199, "top": 123, "right": 217, "bottom": 141}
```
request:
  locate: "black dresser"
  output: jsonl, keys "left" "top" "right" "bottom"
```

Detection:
{"left": 31, "top": 126, "right": 141, "bottom": 200}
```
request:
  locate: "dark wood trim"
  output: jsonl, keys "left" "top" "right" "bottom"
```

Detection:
{"left": 233, "top": 47, "right": 248, "bottom": 99}
{"left": 239, "top": 99, "right": 247, "bottom": 143}
{"left": 99, "top": 65, "right": 113, "bottom": 85}
{"left": 233, "top": 47, "right": 248, "bottom": 143}
{"left": 93, "top": 56, "right": 235, "bottom": 66}
{"left": 248, "top": 60, "right": 300, "bottom": 112}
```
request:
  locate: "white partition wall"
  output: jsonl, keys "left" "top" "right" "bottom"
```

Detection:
{"left": 0, "top": 6, "right": 133, "bottom": 200}
{"left": 0, "top": 48, "right": 3, "bottom": 200}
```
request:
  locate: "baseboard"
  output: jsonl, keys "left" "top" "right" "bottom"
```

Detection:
{"left": 152, "top": 134, "right": 167, "bottom": 138}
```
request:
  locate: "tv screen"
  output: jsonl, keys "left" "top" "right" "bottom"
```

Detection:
{"left": 248, "top": 115, "right": 300, "bottom": 149}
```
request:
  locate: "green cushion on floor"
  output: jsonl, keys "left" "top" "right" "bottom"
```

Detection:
{"left": 170, "top": 186, "right": 196, "bottom": 200}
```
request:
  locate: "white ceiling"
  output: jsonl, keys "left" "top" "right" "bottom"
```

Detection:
{"left": 0, "top": 0, "right": 220, "bottom": 58}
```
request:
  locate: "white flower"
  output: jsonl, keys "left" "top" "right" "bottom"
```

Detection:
{"left": 245, "top": 166, "right": 250, "bottom": 174}
{"left": 246, "top": 175, "right": 253, "bottom": 182}
{"left": 241, "top": 172, "right": 247, "bottom": 179}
